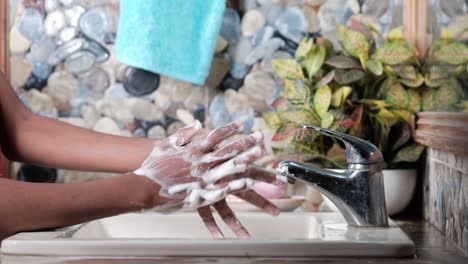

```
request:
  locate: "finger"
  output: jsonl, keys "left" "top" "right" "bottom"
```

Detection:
{"left": 202, "top": 145, "right": 264, "bottom": 184}
{"left": 234, "top": 190, "right": 280, "bottom": 216}
{"left": 197, "top": 206, "right": 224, "bottom": 239}
{"left": 213, "top": 199, "right": 250, "bottom": 238}
{"left": 220, "top": 165, "right": 278, "bottom": 184}
{"left": 168, "top": 120, "right": 202, "bottom": 146}
{"left": 207, "top": 131, "right": 263, "bottom": 163}
{"left": 196, "top": 121, "right": 244, "bottom": 152}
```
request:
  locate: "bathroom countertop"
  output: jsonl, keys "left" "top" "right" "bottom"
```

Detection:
{"left": 1, "top": 220, "right": 467, "bottom": 264}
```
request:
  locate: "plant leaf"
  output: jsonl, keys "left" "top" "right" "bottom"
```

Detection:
{"left": 334, "top": 69, "right": 365, "bottom": 84}
{"left": 338, "top": 26, "right": 370, "bottom": 59}
{"left": 376, "top": 108, "right": 398, "bottom": 125}
{"left": 295, "top": 38, "right": 314, "bottom": 60}
{"left": 391, "top": 109, "right": 413, "bottom": 123}
{"left": 400, "top": 73, "right": 424, "bottom": 88}
{"left": 424, "top": 75, "right": 445, "bottom": 88}
{"left": 314, "top": 85, "right": 332, "bottom": 117}
{"left": 325, "top": 55, "right": 361, "bottom": 69}
{"left": 320, "top": 112, "right": 334, "bottom": 128}
{"left": 387, "top": 26, "right": 404, "bottom": 43}
{"left": 393, "top": 144, "right": 425, "bottom": 164}
{"left": 386, "top": 83, "right": 409, "bottom": 109}
{"left": 316, "top": 70, "right": 335, "bottom": 88}
{"left": 435, "top": 83, "right": 460, "bottom": 110}
{"left": 282, "top": 109, "right": 312, "bottom": 124}
{"left": 283, "top": 79, "right": 309, "bottom": 102}
{"left": 428, "top": 65, "right": 454, "bottom": 80}
{"left": 372, "top": 43, "right": 414, "bottom": 65}
{"left": 272, "top": 59, "right": 305, "bottom": 80}
{"left": 422, "top": 89, "right": 438, "bottom": 111}
{"left": 331, "top": 86, "right": 353, "bottom": 107}
{"left": 458, "top": 100, "right": 468, "bottom": 112}
{"left": 377, "top": 77, "right": 396, "bottom": 98}
{"left": 391, "top": 123, "right": 412, "bottom": 152}
{"left": 272, "top": 125, "right": 300, "bottom": 142}
{"left": 263, "top": 112, "right": 282, "bottom": 128}
{"left": 406, "top": 89, "right": 421, "bottom": 113}
{"left": 360, "top": 99, "right": 390, "bottom": 109}
{"left": 305, "top": 45, "right": 326, "bottom": 79}
{"left": 348, "top": 104, "right": 364, "bottom": 137}
{"left": 270, "top": 97, "right": 289, "bottom": 110}
{"left": 394, "top": 65, "right": 417, "bottom": 79}
{"left": 366, "top": 59, "right": 383, "bottom": 76}
{"left": 433, "top": 42, "right": 468, "bottom": 65}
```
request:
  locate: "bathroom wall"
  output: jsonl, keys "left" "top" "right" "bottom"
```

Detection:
{"left": 423, "top": 148, "right": 468, "bottom": 255}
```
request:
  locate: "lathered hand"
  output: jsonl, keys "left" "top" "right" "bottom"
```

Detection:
{"left": 134, "top": 120, "right": 265, "bottom": 212}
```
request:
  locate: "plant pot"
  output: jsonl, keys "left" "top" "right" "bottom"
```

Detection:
{"left": 320, "top": 169, "right": 417, "bottom": 216}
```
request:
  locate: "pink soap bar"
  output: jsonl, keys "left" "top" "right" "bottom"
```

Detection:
{"left": 253, "top": 182, "right": 286, "bottom": 199}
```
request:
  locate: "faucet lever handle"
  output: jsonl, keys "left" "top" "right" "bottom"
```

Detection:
{"left": 301, "top": 124, "right": 383, "bottom": 165}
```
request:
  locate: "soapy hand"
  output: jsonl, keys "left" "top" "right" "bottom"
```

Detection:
{"left": 197, "top": 166, "right": 281, "bottom": 238}
{"left": 134, "top": 120, "right": 267, "bottom": 212}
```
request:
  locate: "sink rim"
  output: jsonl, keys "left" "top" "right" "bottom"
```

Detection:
{"left": 1, "top": 212, "right": 415, "bottom": 258}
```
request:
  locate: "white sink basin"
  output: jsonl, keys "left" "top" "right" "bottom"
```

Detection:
{"left": 1, "top": 212, "right": 414, "bottom": 257}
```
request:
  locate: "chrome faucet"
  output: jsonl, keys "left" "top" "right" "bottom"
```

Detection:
{"left": 277, "top": 124, "right": 389, "bottom": 228}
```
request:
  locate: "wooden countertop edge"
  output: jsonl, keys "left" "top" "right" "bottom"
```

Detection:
{"left": 415, "top": 112, "right": 468, "bottom": 156}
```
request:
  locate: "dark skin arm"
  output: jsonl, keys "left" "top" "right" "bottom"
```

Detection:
{"left": 0, "top": 174, "right": 163, "bottom": 241}
{"left": 0, "top": 71, "right": 165, "bottom": 239}
{"left": 0, "top": 72, "right": 152, "bottom": 173}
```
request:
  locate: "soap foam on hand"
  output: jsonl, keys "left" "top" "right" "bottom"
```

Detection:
{"left": 134, "top": 120, "right": 266, "bottom": 212}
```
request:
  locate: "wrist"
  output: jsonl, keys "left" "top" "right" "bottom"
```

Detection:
{"left": 127, "top": 173, "right": 171, "bottom": 210}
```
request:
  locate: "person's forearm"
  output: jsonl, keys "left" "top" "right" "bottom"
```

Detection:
{"left": 0, "top": 71, "right": 154, "bottom": 173}
{"left": 0, "top": 174, "right": 161, "bottom": 240}
{"left": 15, "top": 114, "right": 155, "bottom": 173}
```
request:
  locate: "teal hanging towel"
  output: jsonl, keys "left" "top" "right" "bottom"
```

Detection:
{"left": 116, "top": 0, "right": 226, "bottom": 85}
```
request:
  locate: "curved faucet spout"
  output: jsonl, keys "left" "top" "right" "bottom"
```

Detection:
{"left": 278, "top": 160, "right": 388, "bottom": 227}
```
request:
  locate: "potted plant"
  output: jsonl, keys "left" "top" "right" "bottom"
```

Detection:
{"left": 263, "top": 23, "right": 467, "bottom": 215}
